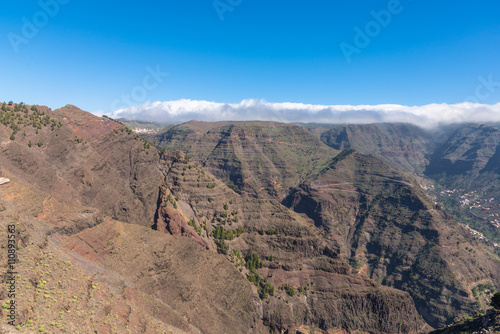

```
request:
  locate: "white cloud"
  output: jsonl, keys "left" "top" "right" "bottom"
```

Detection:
{"left": 107, "top": 99, "right": 500, "bottom": 128}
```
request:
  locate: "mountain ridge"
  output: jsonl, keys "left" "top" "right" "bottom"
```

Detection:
{"left": 1, "top": 103, "right": 500, "bottom": 333}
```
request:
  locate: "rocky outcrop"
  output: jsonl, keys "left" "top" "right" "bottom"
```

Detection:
{"left": 319, "top": 123, "right": 433, "bottom": 176}
{"left": 154, "top": 121, "right": 338, "bottom": 198}
{"left": 2, "top": 104, "right": 499, "bottom": 333}
{"left": 283, "top": 150, "right": 500, "bottom": 328}
{"left": 0, "top": 104, "right": 163, "bottom": 227}
{"left": 63, "top": 220, "right": 267, "bottom": 334}
{"left": 430, "top": 309, "right": 500, "bottom": 334}
{"left": 154, "top": 150, "right": 430, "bottom": 333}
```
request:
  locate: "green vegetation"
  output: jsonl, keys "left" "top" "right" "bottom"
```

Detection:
{"left": 211, "top": 223, "right": 244, "bottom": 254}
{"left": 327, "top": 148, "right": 356, "bottom": 168}
{"left": 243, "top": 254, "right": 274, "bottom": 299}
{"left": 258, "top": 226, "right": 280, "bottom": 236}
{"left": 491, "top": 292, "right": 500, "bottom": 309}
{"left": 213, "top": 225, "right": 233, "bottom": 254}
{"left": 279, "top": 283, "right": 296, "bottom": 297}
{"left": 245, "top": 253, "right": 263, "bottom": 272}
{"left": 264, "top": 227, "right": 280, "bottom": 235}
{"left": 230, "top": 250, "right": 245, "bottom": 268}
{"left": 188, "top": 218, "right": 202, "bottom": 235}
{"left": 0, "top": 103, "right": 61, "bottom": 132}
{"left": 214, "top": 225, "right": 234, "bottom": 241}
{"left": 252, "top": 274, "right": 274, "bottom": 300}
{"left": 0, "top": 103, "right": 63, "bottom": 151}
{"left": 74, "top": 136, "right": 86, "bottom": 144}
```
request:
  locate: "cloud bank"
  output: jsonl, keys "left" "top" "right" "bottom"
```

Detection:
{"left": 107, "top": 99, "right": 500, "bottom": 128}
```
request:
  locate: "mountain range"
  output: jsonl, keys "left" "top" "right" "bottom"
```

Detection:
{"left": 0, "top": 102, "right": 499, "bottom": 333}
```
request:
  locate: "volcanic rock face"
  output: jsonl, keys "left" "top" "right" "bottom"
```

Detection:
{"left": 155, "top": 120, "right": 500, "bottom": 330}
{"left": 62, "top": 220, "right": 264, "bottom": 334}
{"left": 424, "top": 124, "right": 500, "bottom": 208}
{"left": 1, "top": 102, "right": 499, "bottom": 333}
{"left": 153, "top": 121, "right": 338, "bottom": 198}
{"left": 318, "top": 123, "right": 434, "bottom": 175}
{"left": 0, "top": 104, "right": 163, "bottom": 227}
{"left": 154, "top": 151, "right": 429, "bottom": 333}
{"left": 0, "top": 104, "right": 267, "bottom": 333}
{"left": 282, "top": 150, "right": 500, "bottom": 328}
{"left": 430, "top": 310, "right": 500, "bottom": 334}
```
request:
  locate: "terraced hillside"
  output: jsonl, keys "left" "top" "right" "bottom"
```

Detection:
{"left": 0, "top": 103, "right": 268, "bottom": 333}
{"left": 152, "top": 120, "right": 500, "bottom": 330}
{"left": 1, "top": 103, "right": 500, "bottom": 333}
{"left": 283, "top": 149, "right": 500, "bottom": 328}
{"left": 0, "top": 103, "right": 430, "bottom": 333}
{"left": 154, "top": 150, "right": 429, "bottom": 333}
{"left": 315, "top": 123, "right": 434, "bottom": 176}
{"left": 306, "top": 123, "right": 500, "bottom": 252}
{"left": 153, "top": 121, "right": 338, "bottom": 198}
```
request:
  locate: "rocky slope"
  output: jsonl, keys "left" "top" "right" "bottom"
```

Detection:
{"left": 424, "top": 124, "right": 500, "bottom": 245}
{"left": 424, "top": 123, "right": 500, "bottom": 200}
{"left": 305, "top": 122, "right": 500, "bottom": 251}
{"left": 152, "top": 150, "right": 429, "bottom": 333}
{"left": 152, "top": 121, "right": 500, "bottom": 330}
{"left": 2, "top": 103, "right": 500, "bottom": 333}
{"left": 430, "top": 310, "right": 500, "bottom": 334}
{"left": 0, "top": 103, "right": 268, "bottom": 333}
{"left": 0, "top": 103, "right": 431, "bottom": 333}
{"left": 0, "top": 104, "right": 162, "bottom": 227}
{"left": 282, "top": 149, "right": 500, "bottom": 328}
{"left": 316, "top": 123, "right": 434, "bottom": 176}
{"left": 425, "top": 124, "right": 500, "bottom": 179}
{"left": 153, "top": 121, "right": 338, "bottom": 198}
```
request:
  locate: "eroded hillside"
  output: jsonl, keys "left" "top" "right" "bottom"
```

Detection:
{"left": 153, "top": 120, "right": 500, "bottom": 330}
{"left": 1, "top": 103, "right": 499, "bottom": 333}
{"left": 0, "top": 103, "right": 267, "bottom": 333}
{"left": 153, "top": 121, "right": 338, "bottom": 198}
{"left": 283, "top": 149, "right": 500, "bottom": 328}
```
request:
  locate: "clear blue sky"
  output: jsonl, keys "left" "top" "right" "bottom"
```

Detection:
{"left": 0, "top": 0, "right": 499, "bottom": 114}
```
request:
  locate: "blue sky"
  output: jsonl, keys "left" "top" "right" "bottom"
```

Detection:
{"left": 1, "top": 0, "right": 499, "bottom": 117}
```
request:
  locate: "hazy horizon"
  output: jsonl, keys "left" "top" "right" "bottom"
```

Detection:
{"left": 106, "top": 99, "right": 500, "bottom": 129}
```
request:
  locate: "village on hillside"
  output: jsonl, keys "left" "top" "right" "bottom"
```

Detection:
{"left": 132, "top": 128, "right": 160, "bottom": 134}
{"left": 436, "top": 188, "right": 500, "bottom": 248}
